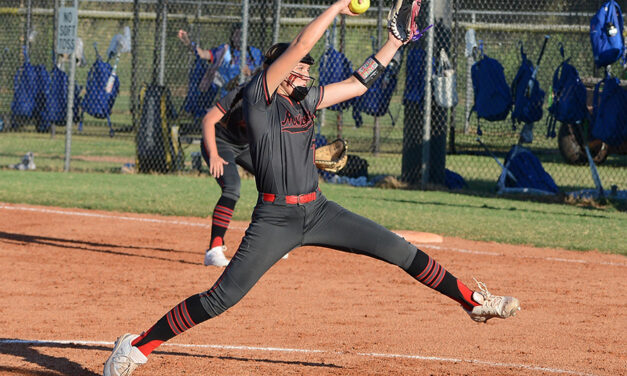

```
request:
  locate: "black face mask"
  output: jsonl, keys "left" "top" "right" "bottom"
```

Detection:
{"left": 289, "top": 85, "right": 309, "bottom": 102}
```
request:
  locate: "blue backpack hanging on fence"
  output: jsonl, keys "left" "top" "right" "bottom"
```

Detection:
{"left": 403, "top": 47, "right": 427, "bottom": 105}
{"left": 591, "top": 74, "right": 627, "bottom": 147}
{"left": 468, "top": 43, "right": 512, "bottom": 135}
{"left": 546, "top": 44, "right": 588, "bottom": 138}
{"left": 511, "top": 43, "right": 545, "bottom": 129}
{"left": 352, "top": 49, "right": 402, "bottom": 128}
{"left": 590, "top": 0, "right": 625, "bottom": 68}
{"left": 319, "top": 46, "right": 354, "bottom": 111}
{"left": 80, "top": 43, "right": 119, "bottom": 136}
{"left": 43, "top": 62, "right": 81, "bottom": 130}
{"left": 11, "top": 46, "right": 49, "bottom": 129}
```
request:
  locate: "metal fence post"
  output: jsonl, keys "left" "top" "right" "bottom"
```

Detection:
{"left": 64, "top": 0, "right": 78, "bottom": 172}
{"left": 159, "top": 0, "right": 167, "bottom": 86}
{"left": 272, "top": 0, "right": 281, "bottom": 45}
{"left": 463, "top": 11, "right": 475, "bottom": 134}
{"left": 24, "top": 0, "right": 32, "bottom": 55}
{"left": 240, "top": 0, "right": 250, "bottom": 85}
{"left": 131, "top": 0, "right": 139, "bottom": 131}
{"left": 421, "top": 0, "right": 435, "bottom": 188}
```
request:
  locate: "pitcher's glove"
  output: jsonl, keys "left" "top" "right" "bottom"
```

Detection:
{"left": 388, "top": 0, "right": 424, "bottom": 43}
{"left": 315, "top": 138, "right": 348, "bottom": 173}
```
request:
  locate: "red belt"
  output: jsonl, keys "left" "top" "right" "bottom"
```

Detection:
{"left": 262, "top": 190, "right": 319, "bottom": 205}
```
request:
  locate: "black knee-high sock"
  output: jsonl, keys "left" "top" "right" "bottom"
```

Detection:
{"left": 132, "top": 294, "right": 210, "bottom": 356}
{"left": 405, "top": 249, "right": 478, "bottom": 311}
{"left": 210, "top": 196, "right": 236, "bottom": 248}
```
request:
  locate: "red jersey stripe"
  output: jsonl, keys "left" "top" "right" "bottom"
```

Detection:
{"left": 216, "top": 102, "right": 227, "bottom": 114}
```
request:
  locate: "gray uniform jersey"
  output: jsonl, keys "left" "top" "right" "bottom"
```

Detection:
{"left": 243, "top": 70, "right": 325, "bottom": 195}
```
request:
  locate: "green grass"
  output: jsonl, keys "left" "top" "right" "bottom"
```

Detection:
{"left": 1, "top": 170, "right": 625, "bottom": 255}
{"left": 2, "top": 130, "right": 626, "bottom": 192}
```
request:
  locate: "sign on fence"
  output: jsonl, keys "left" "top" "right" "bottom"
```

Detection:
{"left": 56, "top": 7, "right": 78, "bottom": 55}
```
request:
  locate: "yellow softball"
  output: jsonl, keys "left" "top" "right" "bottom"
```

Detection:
{"left": 349, "top": 0, "right": 370, "bottom": 14}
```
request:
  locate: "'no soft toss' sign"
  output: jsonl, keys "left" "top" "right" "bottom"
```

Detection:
{"left": 56, "top": 7, "right": 78, "bottom": 55}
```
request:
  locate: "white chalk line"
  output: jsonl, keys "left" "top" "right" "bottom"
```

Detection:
{"left": 0, "top": 338, "right": 598, "bottom": 376}
{"left": 1, "top": 203, "right": 624, "bottom": 268}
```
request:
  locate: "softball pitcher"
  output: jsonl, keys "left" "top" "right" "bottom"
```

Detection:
{"left": 104, "top": 1, "right": 520, "bottom": 374}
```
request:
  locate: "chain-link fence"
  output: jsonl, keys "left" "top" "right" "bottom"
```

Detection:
{"left": 1, "top": 0, "right": 625, "bottom": 199}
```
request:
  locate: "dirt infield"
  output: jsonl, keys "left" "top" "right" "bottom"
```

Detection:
{"left": 0, "top": 203, "right": 625, "bottom": 376}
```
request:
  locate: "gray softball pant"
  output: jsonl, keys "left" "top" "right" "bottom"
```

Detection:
{"left": 198, "top": 193, "right": 418, "bottom": 318}
{"left": 201, "top": 137, "right": 254, "bottom": 201}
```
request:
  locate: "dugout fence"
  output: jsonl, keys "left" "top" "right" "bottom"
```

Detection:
{"left": 0, "top": 0, "right": 625, "bottom": 201}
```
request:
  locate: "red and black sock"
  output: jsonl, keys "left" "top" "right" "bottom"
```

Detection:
{"left": 131, "top": 294, "right": 210, "bottom": 356}
{"left": 210, "top": 196, "right": 236, "bottom": 248}
{"left": 406, "top": 249, "right": 479, "bottom": 311}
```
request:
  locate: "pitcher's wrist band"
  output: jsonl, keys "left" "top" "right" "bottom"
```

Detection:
{"left": 353, "top": 56, "right": 385, "bottom": 88}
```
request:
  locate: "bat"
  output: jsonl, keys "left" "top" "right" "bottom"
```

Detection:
{"left": 476, "top": 137, "right": 518, "bottom": 183}
{"left": 525, "top": 35, "right": 549, "bottom": 98}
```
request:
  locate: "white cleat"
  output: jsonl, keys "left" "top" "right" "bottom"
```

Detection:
{"left": 103, "top": 333, "right": 147, "bottom": 376}
{"left": 466, "top": 279, "right": 521, "bottom": 323}
{"left": 204, "top": 245, "right": 230, "bottom": 267}
{"left": 282, "top": 253, "right": 289, "bottom": 259}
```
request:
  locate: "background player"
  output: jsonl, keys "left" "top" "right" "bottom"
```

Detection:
{"left": 104, "top": 2, "right": 520, "bottom": 375}
{"left": 199, "top": 75, "right": 288, "bottom": 266}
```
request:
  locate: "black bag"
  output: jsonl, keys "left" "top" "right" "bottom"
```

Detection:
{"left": 337, "top": 155, "right": 369, "bottom": 178}
{"left": 136, "top": 84, "right": 183, "bottom": 173}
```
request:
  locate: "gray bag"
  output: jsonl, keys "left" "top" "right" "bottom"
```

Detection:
{"left": 433, "top": 49, "right": 458, "bottom": 108}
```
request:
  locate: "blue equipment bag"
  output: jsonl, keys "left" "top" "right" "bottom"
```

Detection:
{"left": 319, "top": 46, "right": 354, "bottom": 111}
{"left": 80, "top": 44, "right": 119, "bottom": 136}
{"left": 590, "top": 0, "right": 625, "bottom": 68}
{"left": 352, "top": 50, "right": 402, "bottom": 128}
{"left": 468, "top": 50, "right": 512, "bottom": 134}
{"left": 445, "top": 169, "right": 467, "bottom": 190}
{"left": 11, "top": 47, "right": 49, "bottom": 129}
{"left": 546, "top": 45, "right": 588, "bottom": 138}
{"left": 43, "top": 65, "right": 81, "bottom": 129}
{"left": 503, "top": 146, "right": 559, "bottom": 194}
{"left": 403, "top": 47, "right": 427, "bottom": 105}
{"left": 511, "top": 44, "right": 545, "bottom": 129}
{"left": 591, "top": 75, "right": 627, "bottom": 147}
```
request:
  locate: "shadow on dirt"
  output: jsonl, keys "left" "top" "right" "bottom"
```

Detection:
{"left": 0, "top": 231, "right": 201, "bottom": 265}
{"left": 0, "top": 340, "right": 102, "bottom": 376}
{"left": 0, "top": 339, "right": 342, "bottom": 375}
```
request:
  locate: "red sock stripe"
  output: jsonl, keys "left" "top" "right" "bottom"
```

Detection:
{"left": 181, "top": 301, "right": 196, "bottom": 328}
{"left": 173, "top": 304, "right": 189, "bottom": 331}
{"left": 424, "top": 263, "right": 441, "bottom": 285}
{"left": 166, "top": 311, "right": 183, "bottom": 335}
{"left": 213, "top": 213, "right": 233, "bottom": 223}
{"left": 416, "top": 257, "right": 434, "bottom": 280}
{"left": 431, "top": 267, "right": 446, "bottom": 288}
{"left": 215, "top": 205, "right": 234, "bottom": 215}
{"left": 214, "top": 210, "right": 233, "bottom": 220}
{"left": 212, "top": 219, "right": 230, "bottom": 228}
